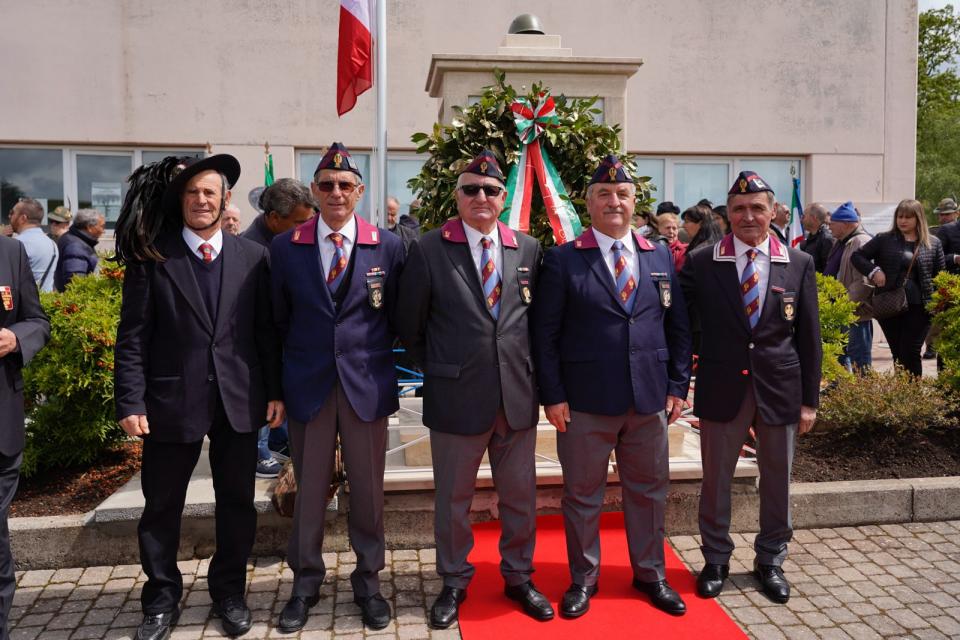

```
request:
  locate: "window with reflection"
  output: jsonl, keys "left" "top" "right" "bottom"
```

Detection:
{"left": 76, "top": 154, "right": 133, "bottom": 228}
{"left": 141, "top": 149, "right": 203, "bottom": 166}
{"left": 673, "top": 162, "right": 730, "bottom": 210}
{"left": 386, "top": 158, "right": 424, "bottom": 215}
{"left": 0, "top": 149, "right": 63, "bottom": 224}
{"left": 633, "top": 157, "right": 665, "bottom": 201}
{"left": 737, "top": 159, "right": 799, "bottom": 204}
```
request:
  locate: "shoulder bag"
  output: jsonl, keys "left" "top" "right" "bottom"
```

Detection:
{"left": 870, "top": 244, "right": 918, "bottom": 320}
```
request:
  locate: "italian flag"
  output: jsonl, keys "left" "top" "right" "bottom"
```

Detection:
{"left": 337, "top": 0, "right": 372, "bottom": 116}
{"left": 789, "top": 177, "right": 804, "bottom": 247}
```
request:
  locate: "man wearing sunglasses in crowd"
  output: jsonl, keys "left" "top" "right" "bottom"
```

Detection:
{"left": 269, "top": 142, "right": 405, "bottom": 633}
{"left": 397, "top": 150, "right": 553, "bottom": 628}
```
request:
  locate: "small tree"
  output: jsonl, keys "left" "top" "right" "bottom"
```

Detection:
{"left": 408, "top": 70, "right": 654, "bottom": 246}
{"left": 21, "top": 266, "right": 125, "bottom": 477}
{"left": 816, "top": 273, "right": 858, "bottom": 383}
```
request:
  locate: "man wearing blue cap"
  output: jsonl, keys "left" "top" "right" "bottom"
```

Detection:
{"left": 679, "top": 171, "right": 821, "bottom": 604}
{"left": 397, "top": 150, "right": 553, "bottom": 628}
{"left": 533, "top": 155, "right": 692, "bottom": 618}
{"left": 825, "top": 202, "right": 873, "bottom": 371}
{"left": 270, "top": 142, "right": 404, "bottom": 632}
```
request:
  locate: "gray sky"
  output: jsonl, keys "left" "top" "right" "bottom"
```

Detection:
{"left": 920, "top": 0, "right": 953, "bottom": 11}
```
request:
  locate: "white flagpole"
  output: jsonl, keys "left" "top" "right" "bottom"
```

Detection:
{"left": 373, "top": 0, "right": 387, "bottom": 227}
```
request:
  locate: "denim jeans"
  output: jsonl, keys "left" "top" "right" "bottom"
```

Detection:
{"left": 840, "top": 320, "right": 873, "bottom": 372}
{"left": 258, "top": 420, "right": 289, "bottom": 461}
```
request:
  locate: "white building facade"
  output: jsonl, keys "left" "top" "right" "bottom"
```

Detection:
{"left": 0, "top": 0, "right": 918, "bottom": 233}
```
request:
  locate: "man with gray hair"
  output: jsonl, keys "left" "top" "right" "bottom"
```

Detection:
{"left": 54, "top": 208, "right": 105, "bottom": 292}
{"left": 242, "top": 178, "right": 316, "bottom": 249}
{"left": 799, "top": 203, "right": 835, "bottom": 273}
{"left": 8, "top": 199, "right": 58, "bottom": 292}
{"left": 385, "top": 195, "right": 418, "bottom": 252}
{"left": 222, "top": 204, "right": 242, "bottom": 235}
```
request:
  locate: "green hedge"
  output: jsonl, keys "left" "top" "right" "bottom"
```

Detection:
{"left": 816, "top": 368, "right": 958, "bottom": 436}
{"left": 930, "top": 271, "right": 960, "bottom": 390}
{"left": 21, "top": 266, "right": 125, "bottom": 478}
{"left": 816, "top": 273, "right": 858, "bottom": 383}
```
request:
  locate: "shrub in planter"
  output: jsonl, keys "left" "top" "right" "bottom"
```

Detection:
{"left": 21, "top": 266, "right": 125, "bottom": 478}
{"left": 408, "top": 70, "right": 654, "bottom": 246}
{"left": 816, "top": 273, "right": 858, "bottom": 383}
{"left": 815, "top": 368, "right": 958, "bottom": 437}
{"left": 930, "top": 271, "right": 960, "bottom": 390}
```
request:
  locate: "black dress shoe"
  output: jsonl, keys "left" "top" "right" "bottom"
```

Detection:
{"left": 278, "top": 594, "right": 321, "bottom": 633}
{"left": 754, "top": 562, "right": 791, "bottom": 603}
{"left": 504, "top": 581, "right": 555, "bottom": 621}
{"left": 430, "top": 586, "right": 467, "bottom": 629}
{"left": 696, "top": 563, "right": 730, "bottom": 598}
{"left": 632, "top": 579, "right": 687, "bottom": 616}
{"left": 211, "top": 595, "right": 252, "bottom": 637}
{"left": 559, "top": 583, "right": 597, "bottom": 619}
{"left": 137, "top": 609, "right": 180, "bottom": 640}
{"left": 354, "top": 592, "right": 391, "bottom": 630}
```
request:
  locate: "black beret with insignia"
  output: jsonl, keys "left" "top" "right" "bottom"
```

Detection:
{"left": 460, "top": 149, "right": 505, "bottom": 184}
{"left": 729, "top": 170, "right": 774, "bottom": 196}
{"left": 314, "top": 142, "right": 362, "bottom": 179}
{"left": 588, "top": 154, "right": 632, "bottom": 186}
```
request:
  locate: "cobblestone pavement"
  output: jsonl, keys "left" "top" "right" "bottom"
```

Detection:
{"left": 674, "top": 521, "right": 960, "bottom": 640}
{"left": 8, "top": 521, "right": 960, "bottom": 639}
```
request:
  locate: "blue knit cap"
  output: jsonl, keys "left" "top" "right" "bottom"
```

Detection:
{"left": 830, "top": 201, "right": 858, "bottom": 222}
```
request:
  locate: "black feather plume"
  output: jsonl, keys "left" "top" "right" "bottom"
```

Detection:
{"left": 113, "top": 156, "right": 184, "bottom": 264}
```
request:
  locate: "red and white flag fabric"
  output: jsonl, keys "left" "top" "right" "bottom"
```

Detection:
{"left": 337, "top": 0, "right": 372, "bottom": 116}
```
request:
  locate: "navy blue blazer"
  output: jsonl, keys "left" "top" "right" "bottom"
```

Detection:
{"left": 270, "top": 214, "right": 404, "bottom": 424}
{"left": 532, "top": 227, "right": 692, "bottom": 417}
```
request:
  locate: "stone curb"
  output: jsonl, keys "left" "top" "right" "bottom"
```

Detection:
{"left": 10, "top": 476, "right": 960, "bottom": 569}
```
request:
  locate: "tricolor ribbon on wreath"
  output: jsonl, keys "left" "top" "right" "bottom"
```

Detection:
{"left": 499, "top": 92, "right": 583, "bottom": 244}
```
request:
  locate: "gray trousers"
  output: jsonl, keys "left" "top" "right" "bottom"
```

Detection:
{"left": 430, "top": 411, "right": 537, "bottom": 589}
{"left": 557, "top": 409, "right": 669, "bottom": 586}
{"left": 699, "top": 385, "right": 796, "bottom": 567}
{"left": 287, "top": 381, "right": 388, "bottom": 598}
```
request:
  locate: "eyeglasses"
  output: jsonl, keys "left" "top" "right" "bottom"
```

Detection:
{"left": 315, "top": 180, "right": 358, "bottom": 194}
{"left": 459, "top": 184, "right": 504, "bottom": 198}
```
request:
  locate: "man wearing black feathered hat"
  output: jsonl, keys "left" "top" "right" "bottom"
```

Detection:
{"left": 114, "top": 154, "right": 284, "bottom": 639}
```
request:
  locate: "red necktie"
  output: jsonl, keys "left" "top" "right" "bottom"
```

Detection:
{"left": 199, "top": 242, "right": 213, "bottom": 263}
{"left": 327, "top": 233, "right": 347, "bottom": 291}
{"left": 741, "top": 248, "right": 760, "bottom": 328}
{"left": 480, "top": 237, "right": 501, "bottom": 319}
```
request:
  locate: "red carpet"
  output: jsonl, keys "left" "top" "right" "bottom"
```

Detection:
{"left": 458, "top": 512, "right": 747, "bottom": 640}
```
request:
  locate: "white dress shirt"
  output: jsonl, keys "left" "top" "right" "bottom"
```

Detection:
{"left": 462, "top": 220, "right": 502, "bottom": 280}
{"left": 182, "top": 227, "right": 224, "bottom": 261}
{"left": 733, "top": 234, "right": 771, "bottom": 312}
{"left": 316, "top": 215, "right": 357, "bottom": 279}
{"left": 593, "top": 227, "right": 639, "bottom": 285}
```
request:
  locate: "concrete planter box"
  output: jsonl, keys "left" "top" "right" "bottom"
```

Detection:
{"left": 10, "top": 475, "right": 960, "bottom": 570}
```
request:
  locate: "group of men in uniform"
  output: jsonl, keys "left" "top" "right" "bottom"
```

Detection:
{"left": 102, "top": 143, "right": 820, "bottom": 639}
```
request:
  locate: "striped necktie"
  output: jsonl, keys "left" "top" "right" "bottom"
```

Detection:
{"left": 326, "top": 232, "right": 347, "bottom": 292}
{"left": 741, "top": 248, "right": 760, "bottom": 329}
{"left": 480, "top": 236, "right": 501, "bottom": 320}
{"left": 199, "top": 242, "right": 213, "bottom": 263}
{"left": 612, "top": 240, "right": 637, "bottom": 313}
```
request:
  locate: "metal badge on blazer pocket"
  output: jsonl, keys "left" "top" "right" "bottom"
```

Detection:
{"left": 517, "top": 266, "right": 532, "bottom": 305}
{"left": 365, "top": 269, "right": 385, "bottom": 310}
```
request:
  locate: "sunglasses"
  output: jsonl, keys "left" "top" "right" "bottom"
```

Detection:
{"left": 459, "top": 184, "right": 504, "bottom": 198}
{"left": 315, "top": 180, "right": 357, "bottom": 194}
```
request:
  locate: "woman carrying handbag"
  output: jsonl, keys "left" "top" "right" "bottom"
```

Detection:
{"left": 851, "top": 199, "right": 945, "bottom": 376}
